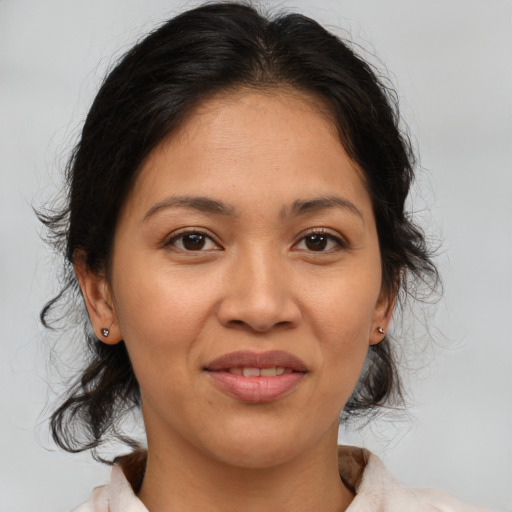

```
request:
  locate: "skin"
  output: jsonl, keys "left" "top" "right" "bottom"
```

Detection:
{"left": 77, "top": 89, "right": 393, "bottom": 512}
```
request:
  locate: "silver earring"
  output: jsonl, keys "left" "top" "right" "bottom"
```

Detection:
{"left": 101, "top": 328, "right": 110, "bottom": 337}
{"left": 377, "top": 327, "right": 385, "bottom": 334}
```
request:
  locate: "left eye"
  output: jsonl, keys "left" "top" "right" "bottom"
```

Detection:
{"left": 295, "top": 233, "right": 343, "bottom": 252}
{"left": 167, "top": 232, "right": 219, "bottom": 251}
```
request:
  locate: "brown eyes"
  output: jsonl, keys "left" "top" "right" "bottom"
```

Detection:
{"left": 167, "top": 232, "right": 220, "bottom": 251}
{"left": 180, "top": 233, "right": 209, "bottom": 251}
{"left": 166, "top": 230, "right": 344, "bottom": 253}
{"left": 297, "top": 233, "right": 343, "bottom": 252}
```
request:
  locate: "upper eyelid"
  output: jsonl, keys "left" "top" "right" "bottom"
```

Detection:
{"left": 296, "top": 227, "right": 347, "bottom": 245}
{"left": 164, "top": 228, "right": 222, "bottom": 248}
{"left": 162, "top": 227, "right": 347, "bottom": 248}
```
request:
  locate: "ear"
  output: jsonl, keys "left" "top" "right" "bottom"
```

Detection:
{"left": 369, "top": 288, "right": 395, "bottom": 346}
{"left": 74, "top": 253, "right": 122, "bottom": 345}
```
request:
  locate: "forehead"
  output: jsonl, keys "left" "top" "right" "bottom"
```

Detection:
{"left": 124, "top": 89, "right": 371, "bottom": 218}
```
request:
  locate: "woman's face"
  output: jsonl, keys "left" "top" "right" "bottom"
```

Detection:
{"left": 96, "top": 90, "right": 391, "bottom": 468}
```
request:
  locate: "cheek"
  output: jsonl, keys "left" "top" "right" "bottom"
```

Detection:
{"left": 110, "top": 261, "right": 221, "bottom": 385}
{"left": 303, "top": 267, "right": 381, "bottom": 396}
{"left": 305, "top": 267, "right": 381, "bottom": 342}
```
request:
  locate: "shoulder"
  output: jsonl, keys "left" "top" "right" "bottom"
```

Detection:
{"left": 345, "top": 449, "right": 491, "bottom": 512}
{"left": 70, "top": 459, "right": 148, "bottom": 512}
{"left": 411, "top": 487, "right": 491, "bottom": 512}
{"left": 70, "top": 485, "right": 109, "bottom": 512}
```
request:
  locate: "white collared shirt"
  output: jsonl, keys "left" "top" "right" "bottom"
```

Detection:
{"left": 72, "top": 447, "right": 490, "bottom": 512}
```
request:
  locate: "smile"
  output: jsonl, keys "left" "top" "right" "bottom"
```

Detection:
{"left": 204, "top": 351, "right": 308, "bottom": 403}
{"left": 227, "top": 367, "right": 289, "bottom": 376}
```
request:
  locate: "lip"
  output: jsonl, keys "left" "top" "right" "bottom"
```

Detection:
{"left": 204, "top": 350, "right": 308, "bottom": 403}
{"left": 205, "top": 350, "right": 308, "bottom": 372}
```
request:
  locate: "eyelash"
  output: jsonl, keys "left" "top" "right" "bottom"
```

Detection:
{"left": 164, "top": 228, "right": 346, "bottom": 253}
{"left": 164, "top": 230, "right": 221, "bottom": 252}
{"left": 293, "top": 229, "right": 346, "bottom": 253}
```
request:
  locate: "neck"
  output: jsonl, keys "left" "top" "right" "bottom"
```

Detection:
{"left": 138, "top": 424, "right": 353, "bottom": 512}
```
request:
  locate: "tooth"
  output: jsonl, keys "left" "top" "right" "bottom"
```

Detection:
{"left": 260, "top": 367, "right": 277, "bottom": 377}
{"left": 229, "top": 368, "right": 242, "bottom": 375}
{"left": 242, "top": 367, "right": 260, "bottom": 377}
{"left": 276, "top": 367, "right": 285, "bottom": 376}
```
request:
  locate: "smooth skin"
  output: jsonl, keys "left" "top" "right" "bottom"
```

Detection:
{"left": 76, "top": 89, "right": 393, "bottom": 512}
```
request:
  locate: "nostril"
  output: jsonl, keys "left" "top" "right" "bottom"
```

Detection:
{"left": 225, "top": 318, "right": 295, "bottom": 333}
{"left": 216, "top": 290, "right": 302, "bottom": 332}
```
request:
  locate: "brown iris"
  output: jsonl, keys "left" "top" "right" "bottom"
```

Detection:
{"left": 304, "top": 234, "right": 329, "bottom": 251}
{"left": 182, "top": 233, "right": 207, "bottom": 250}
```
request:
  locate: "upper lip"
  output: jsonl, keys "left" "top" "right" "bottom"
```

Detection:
{"left": 204, "top": 350, "right": 308, "bottom": 372}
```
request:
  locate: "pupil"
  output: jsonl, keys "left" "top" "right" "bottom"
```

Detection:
{"left": 306, "top": 234, "right": 327, "bottom": 251}
{"left": 183, "top": 234, "right": 205, "bottom": 250}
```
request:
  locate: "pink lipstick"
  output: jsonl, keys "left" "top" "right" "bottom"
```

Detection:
{"left": 204, "top": 350, "right": 307, "bottom": 403}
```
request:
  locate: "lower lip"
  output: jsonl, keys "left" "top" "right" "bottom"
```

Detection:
{"left": 206, "top": 371, "right": 305, "bottom": 403}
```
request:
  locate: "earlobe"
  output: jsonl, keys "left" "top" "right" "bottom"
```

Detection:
{"left": 369, "top": 291, "right": 395, "bottom": 346}
{"left": 74, "top": 254, "right": 122, "bottom": 345}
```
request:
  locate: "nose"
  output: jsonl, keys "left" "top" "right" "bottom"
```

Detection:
{"left": 216, "top": 248, "right": 302, "bottom": 333}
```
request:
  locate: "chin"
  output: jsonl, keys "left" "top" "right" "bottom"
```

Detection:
{"left": 200, "top": 420, "right": 316, "bottom": 470}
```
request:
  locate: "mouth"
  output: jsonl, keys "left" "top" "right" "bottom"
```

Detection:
{"left": 223, "top": 367, "right": 290, "bottom": 377}
{"left": 204, "top": 350, "right": 308, "bottom": 403}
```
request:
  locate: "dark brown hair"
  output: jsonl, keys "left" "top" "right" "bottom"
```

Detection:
{"left": 40, "top": 1, "right": 438, "bottom": 460}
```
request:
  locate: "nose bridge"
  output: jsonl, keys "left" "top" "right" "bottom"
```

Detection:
{"left": 242, "top": 245, "right": 283, "bottom": 300}
{"left": 216, "top": 242, "right": 301, "bottom": 332}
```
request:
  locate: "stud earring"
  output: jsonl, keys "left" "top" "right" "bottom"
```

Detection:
{"left": 377, "top": 327, "right": 385, "bottom": 334}
{"left": 101, "top": 328, "right": 110, "bottom": 338}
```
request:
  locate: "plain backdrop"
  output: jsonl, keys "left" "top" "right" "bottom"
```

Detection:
{"left": 1, "top": 1, "right": 511, "bottom": 511}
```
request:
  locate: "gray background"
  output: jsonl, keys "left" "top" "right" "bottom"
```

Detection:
{"left": 1, "top": 1, "right": 510, "bottom": 511}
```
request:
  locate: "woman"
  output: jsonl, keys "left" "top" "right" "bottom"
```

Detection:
{"left": 40, "top": 2, "right": 488, "bottom": 511}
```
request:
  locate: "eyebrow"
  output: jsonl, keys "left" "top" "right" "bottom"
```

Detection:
{"left": 143, "top": 195, "right": 236, "bottom": 221}
{"left": 281, "top": 195, "right": 364, "bottom": 221}
{"left": 143, "top": 194, "right": 363, "bottom": 222}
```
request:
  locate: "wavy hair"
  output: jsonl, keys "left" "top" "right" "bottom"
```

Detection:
{"left": 40, "top": 1, "right": 439, "bottom": 460}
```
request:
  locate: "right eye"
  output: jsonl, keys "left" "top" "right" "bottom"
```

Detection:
{"left": 166, "top": 231, "right": 221, "bottom": 252}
